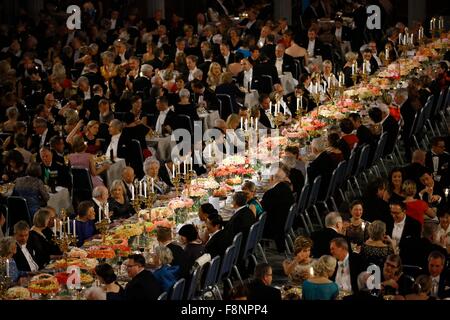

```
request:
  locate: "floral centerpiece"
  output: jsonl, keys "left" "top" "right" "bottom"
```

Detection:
{"left": 168, "top": 197, "right": 195, "bottom": 225}
{"left": 189, "top": 177, "right": 220, "bottom": 189}
{"left": 86, "top": 246, "right": 116, "bottom": 259}
{"left": 28, "top": 274, "right": 60, "bottom": 295}
{"left": 46, "top": 258, "right": 98, "bottom": 270}
{"left": 112, "top": 223, "right": 144, "bottom": 238}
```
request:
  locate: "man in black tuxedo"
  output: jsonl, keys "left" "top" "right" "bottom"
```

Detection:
{"left": 302, "top": 28, "right": 328, "bottom": 60}
{"left": 151, "top": 47, "right": 166, "bottom": 71}
{"left": 91, "top": 186, "right": 109, "bottom": 222}
{"left": 191, "top": 80, "right": 219, "bottom": 111}
{"left": 124, "top": 254, "right": 163, "bottom": 300}
{"left": 239, "top": 8, "right": 260, "bottom": 38}
{"left": 133, "top": 64, "right": 153, "bottom": 98}
{"left": 204, "top": 214, "right": 232, "bottom": 259}
{"left": 39, "top": 147, "right": 71, "bottom": 190}
{"left": 311, "top": 212, "right": 345, "bottom": 258}
{"left": 332, "top": 17, "right": 352, "bottom": 43}
{"left": 330, "top": 237, "right": 364, "bottom": 294}
{"left": 149, "top": 96, "right": 176, "bottom": 136}
{"left": 403, "top": 150, "right": 427, "bottom": 187}
{"left": 427, "top": 251, "right": 450, "bottom": 299}
{"left": 156, "top": 226, "right": 189, "bottom": 279}
{"left": 198, "top": 49, "right": 213, "bottom": 82}
{"left": 307, "top": 137, "right": 337, "bottom": 198}
{"left": 260, "top": 34, "right": 276, "bottom": 63}
{"left": 215, "top": 43, "right": 236, "bottom": 69}
{"left": 121, "top": 166, "right": 135, "bottom": 200}
{"left": 28, "top": 117, "right": 55, "bottom": 154}
{"left": 348, "top": 113, "right": 376, "bottom": 149}
{"left": 253, "top": 53, "right": 280, "bottom": 94}
{"left": 236, "top": 58, "right": 257, "bottom": 91}
{"left": 274, "top": 44, "right": 296, "bottom": 76}
{"left": 368, "top": 107, "right": 399, "bottom": 156}
{"left": 386, "top": 201, "right": 422, "bottom": 253}
{"left": 13, "top": 221, "right": 39, "bottom": 272}
{"left": 169, "top": 37, "right": 187, "bottom": 63}
{"left": 247, "top": 263, "right": 282, "bottom": 300}
{"left": 146, "top": 9, "right": 167, "bottom": 32}
{"left": 425, "top": 136, "right": 450, "bottom": 187}
{"left": 225, "top": 192, "right": 256, "bottom": 246}
{"left": 257, "top": 94, "right": 275, "bottom": 129}
{"left": 361, "top": 48, "right": 379, "bottom": 75}
{"left": 400, "top": 223, "right": 447, "bottom": 270}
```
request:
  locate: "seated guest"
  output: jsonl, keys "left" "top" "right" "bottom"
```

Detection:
{"left": 124, "top": 254, "right": 163, "bottom": 300}
{"left": 339, "top": 118, "right": 358, "bottom": 151}
{"left": 344, "top": 200, "right": 369, "bottom": 247}
{"left": 385, "top": 168, "right": 406, "bottom": 203}
{"left": 403, "top": 180, "right": 436, "bottom": 225}
{"left": 437, "top": 211, "right": 450, "bottom": 249}
{"left": 91, "top": 186, "right": 109, "bottom": 222}
{"left": 178, "top": 224, "right": 204, "bottom": 272}
{"left": 39, "top": 146, "right": 71, "bottom": 190}
{"left": 282, "top": 156, "right": 305, "bottom": 195}
{"left": 0, "top": 237, "right": 21, "bottom": 283}
{"left": 152, "top": 245, "right": 180, "bottom": 292}
{"left": 381, "top": 254, "right": 414, "bottom": 296}
{"left": 362, "top": 178, "right": 393, "bottom": 225}
{"left": 284, "top": 145, "right": 306, "bottom": 175}
{"left": 12, "top": 163, "right": 49, "bottom": 217}
{"left": 307, "top": 137, "right": 337, "bottom": 198}
{"left": 67, "top": 120, "right": 102, "bottom": 154}
{"left": 283, "top": 236, "right": 314, "bottom": 285}
{"left": 108, "top": 180, "right": 134, "bottom": 220}
{"left": 427, "top": 251, "right": 450, "bottom": 299}
{"left": 247, "top": 263, "right": 282, "bottom": 300}
{"left": 204, "top": 214, "right": 231, "bottom": 259}
{"left": 1, "top": 150, "right": 26, "bottom": 183}
{"left": 41, "top": 206, "right": 62, "bottom": 255}
{"left": 326, "top": 133, "right": 345, "bottom": 166}
{"left": 311, "top": 212, "right": 344, "bottom": 258}
{"left": 425, "top": 136, "right": 449, "bottom": 187}
{"left": 404, "top": 275, "right": 434, "bottom": 300}
{"left": 75, "top": 201, "right": 97, "bottom": 247}
{"left": 261, "top": 164, "right": 295, "bottom": 252}
{"left": 174, "top": 88, "right": 200, "bottom": 131}
{"left": 13, "top": 221, "right": 39, "bottom": 272}
{"left": 156, "top": 227, "right": 189, "bottom": 279}
{"left": 241, "top": 180, "right": 264, "bottom": 217}
{"left": 68, "top": 136, "right": 110, "bottom": 188}
{"left": 28, "top": 208, "right": 59, "bottom": 269}
{"left": 402, "top": 150, "right": 427, "bottom": 186}
{"left": 330, "top": 237, "right": 364, "bottom": 294}
{"left": 141, "top": 158, "right": 170, "bottom": 195}
{"left": 418, "top": 170, "right": 447, "bottom": 212}
{"left": 94, "top": 263, "right": 124, "bottom": 300}
{"left": 302, "top": 255, "right": 339, "bottom": 300}
{"left": 121, "top": 166, "right": 135, "bottom": 200}
{"left": 348, "top": 113, "right": 375, "bottom": 149}
{"left": 360, "top": 220, "right": 394, "bottom": 269}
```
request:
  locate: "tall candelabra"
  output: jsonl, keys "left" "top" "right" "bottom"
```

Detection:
{"left": 183, "top": 170, "right": 196, "bottom": 197}
{"left": 0, "top": 258, "right": 12, "bottom": 298}
{"left": 131, "top": 178, "right": 157, "bottom": 212}
{"left": 327, "top": 81, "right": 337, "bottom": 102}
{"left": 172, "top": 172, "right": 182, "bottom": 197}
{"left": 53, "top": 209, "right": 77, "bottom": 254}
{"left": 95, "top": 219, "right": 110, "bottom": 243}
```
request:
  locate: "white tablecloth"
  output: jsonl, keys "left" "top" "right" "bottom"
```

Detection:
{"left": 198, "top": 110, "right": 220, "bottom": 130}
{"left": 106, "top": 158, "right": 126, "bottom": 188}
{"left": 48, "top": 186, "right": 73, "bottom": 215}
{"left": 279, "top": 73, "right": 298, "bottom": 94}
{"left": 244, "top": 90, "right": 260, "bottom": 108}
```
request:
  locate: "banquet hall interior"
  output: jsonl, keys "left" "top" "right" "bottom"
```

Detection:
{"left": 0, "top": 0, "right": 449, "bottom": 301}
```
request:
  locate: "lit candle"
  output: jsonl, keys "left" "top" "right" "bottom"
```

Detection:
{"left": 445, "top": 188, "right": 449, "bottom": 199}
{"left": 327, "top": 76, "right": 331, "bottom": 87}
{"left": 385, "top": 48, "right": 389, "bottom": 60}
{"left": 6, "top": 259, "right": 9, "bottom": 277}
{"left": 53, "top": 219, "right": 57, "bottom": 235}
{"left": 172, "top": 164, "right": 175, "bottom": 178}
{"left": 283, "top": 102, "right": 287, "bottom": 115}
{"left": 439, "top": 17, "right": 443, "bottom": 29}
{"left": 362, "top": 61, "right": 366, "bottom": 74}
{"left": 309, "top": 266, "right": 314, "bottom": 276}
{"left": 73, "top": 220, "right": 76, "bottom": 238}
{"left": 250, "top": 117, "right": 254, "bottom": 128}
{"left": 105, "top": 203, "right": 109, "bottom": 219}
{"left": 410, "top": 34, "right": 413, "bottom": 45}
{"left": 67, "top": 218, "right": 70, "bottom": 234}
{"left": 240, "top": 117, "right": 243, "bottom": 129}
{"left": 190, "top": 157, "right": 193, "bottom": 171}
{"left": 315, "top": 82, "right": 318, "bottom": 94}
{"left": 183, "top": 161, "right": 187, "bottom": 173}
{"left": 59, "top": 220, "right": 62, "bottom": 239}
{"left": 296, "top": 97, "right": 300, "bottom": 111}
{"left": 177, "top": 161, "right": 181, "bottom": 174}
{"left": 352, "top": 63, "right": 355, "bottom": 75}
{"left": 98, "top": 206, "right": 102, "bottom": 223}
{"left": 245, "top": 118, "right": 248, "bottom": 130}
{"left": 300, "top": 96, "right": 303, "bottom": 110}
{"left": 399, "top": 33, "right": 402, "bottom": 44}
{"left": 255, "top": 119, "right": 258, "bottom": 131}
{"left": 151, "top": 177, "right": 155, "bottom": 193}
{"left": 143, "top": 181, "right": 147, "bottom": 198}
{"left": 130, "top": 184, "right": 134, "bottom": 200}
{"left": 269, "top": 101, "right": 273, "bottom": 114}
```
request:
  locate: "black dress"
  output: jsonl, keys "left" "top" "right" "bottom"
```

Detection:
{"left": 106, "top": 283, "right": 125, "bottom": 300}
{"left": 28, "top": 229, "right": 54, "bottom": 269}
{"left": 108, "top": 198, "right": 134, "bottom": 220}
{"left": 184, "top": 242, "right": 204, "bottom": 272}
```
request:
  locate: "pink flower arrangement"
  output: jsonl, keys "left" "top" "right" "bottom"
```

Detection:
{"left": 168, "top": 197, "right": 194, "bottom": 210}
{"left": 153, "top": 219, "right": 175, "bottom": 229}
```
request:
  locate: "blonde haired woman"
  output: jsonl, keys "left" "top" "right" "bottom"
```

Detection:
{"left": 108, "top": 180, "right": 133, "bottom": 220}
{"left": 100, "top": 51, "right": 117, "bottom": 82}
{"left": 302, "top": 255, "right": 339, "bottom": 300}
{"left": 67, "top": 120, "right": 101, "bottom": 154}
{"left": 207, "top": 62, "right": 222, "bottom": 90}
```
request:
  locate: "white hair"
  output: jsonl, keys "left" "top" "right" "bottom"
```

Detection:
{"left": 141, "top": 64, "right": 153, "bottom": 75}
{"left": 85, "top": 287, "right": 107, "bottom": 300}
{"left": 324, "top": 211, "right": 342, "bottom": 228}
{"left": 143, "top": 158, "right": 160, "bottom": 174}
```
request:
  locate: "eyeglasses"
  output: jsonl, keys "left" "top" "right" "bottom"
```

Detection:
{"left": 126, "top": 264, "right": 138, "bottom": 268}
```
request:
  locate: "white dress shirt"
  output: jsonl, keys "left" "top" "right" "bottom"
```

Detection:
{"left": 40, "top": 129, "right": 48, "bottom": 148}
{"left": 19, "top": 244, "right": 39, "bottom": 272}
{"left": 275, "top": 57, "right": 283, "bottom": 75}
{"left": 83, "top": 88, "right": 91, "bottom": 100}
{"left": 335, "top": 27, "right": 342, "bottom": 42}
{"left": 110, "top": 19, "right": 117, "bottom": 30}
{"left": 243, "top": 69, "right": 253, "bottom": 90}
{"left": 223, "top": 53, "right": 230, "bottom": 66}
{"left": 106, "top": 133, "right": 121, "bottom": 159}
{"left": 155, "top": 109, "right": 169, "bottom": 134}
{"left": 431, "top": 275, "right": 440, "bottom": 297}
{"left": 392, "top": 216, "right": 406, "bottom": 244}
{"left": 188, "top": 67, "right": 199, "bottom": 82}
{"left": 437, "top": 224, "right": 450, "bottom": 247}
{"left": 335, "top": 253, "right": 352, "bottom": 292}
{"left": 307, "top": 40, "right": 315, "bottom": 57}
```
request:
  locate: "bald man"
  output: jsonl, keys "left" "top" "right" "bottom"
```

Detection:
{"left": 121, "top": 166, "right": 135, "bottom": 200}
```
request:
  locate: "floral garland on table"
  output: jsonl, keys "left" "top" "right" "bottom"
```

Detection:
{"left": 189, "top": 177, "right": 220, "bottom": 189}
{"left": 28, "top": 274, "right": 60, "bottom": 295}
{"left": 168, "top": 197, "right": 194, "bottom": 210}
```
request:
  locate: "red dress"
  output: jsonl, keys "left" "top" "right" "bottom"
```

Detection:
{"left": 405, "top": 200, "right": 428, "bottom": 225}
{"left": 342, "top": 134, "right": 359, "bottom": 150}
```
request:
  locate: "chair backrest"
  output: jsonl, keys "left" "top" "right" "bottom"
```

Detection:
{"left": 372, "top": 132, "right": 388, "bottom": 163}
{"left": 324, "top": 168, "right": 338, "bottom": 200}
{"left": 170, "top": 278, "right": 186, "bottom": 300}
{"left": 256, "top": 212, "right": 267, "bottom": 244}
{"left": 232, "top": 232, "right": 243, "bottom": 264}
{"left": 334, "top": 160, "right": 347, "bottom": 188}
{"left": 216, "top": 94, "right": 233, "bottom": 120}
{"left": 259, "top": 75, "right": 273, "bottom": 94}
{"left": 433, "top": 89, "right": 445, "bottom": 117}
{"left": 242, "top": 221, "right": 260, "bottom": 259}
{"left": 354, "top": 144, "right": 371, "bottom": 176}
{"left": 296, "top": 184, "right": 310, "bottom": 214}
{"left": 174, "top": 114, "right": 193, "bottom": 133}
{"left": 217, "top": 244, "right": 237, "bottom": 282}
{"left": 71, "top": 167, "right": 93, "bottom": 202}
{"left": 422, "top": 95, "right": 434, "bottom": 120}
{"left": 306, "top": 175, "right": 321, "bottom": 208}
{"left": 202, "top": 256, "right": 221, "bottom": 289}
{"left": 283, "top": 203, "right": 297, "bottom": 234}
{"left": 130, "top": 139, "right": 145, "bottom": 178}
{"left": 6, "top": 196, "right": 32, "bottom": 234}
{"left": 186, "top": 265, "right": 202, "bottom": 300}
{"left": 345, "top": 150, "right": 357, "bottom": 179}
{"left": 402, "top": 264, "right": 423, "bottom": 278}
{"left": 442, "top": 87, "right": 450, "bottom": 111}
{"left": 157, "top": 291, "right": 168, "bottom": 300}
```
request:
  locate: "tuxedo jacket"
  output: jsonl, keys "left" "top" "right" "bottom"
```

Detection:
{"left": 40, "top": 160, "right": 72, "bottom": 190}
{"left": 331, "top": 252, "right": 364, "bottom": 293}
{"left": 279, "top": 54, "right": 297, "bottom": 76}
{"left": 122, "top": 179, "right": 133, "bottom": 200}
{"left": 386, "top": 216, "right": 422, "bottom": 249}
{"left": 205, "top": 228, "right": 232, "bottom": 259}
{"left": 133, "top": 76, "right": 151, "bottom": 98}
{"left": 311, "top": 228, "right": 343, "bottom": 258}
{"left": 331, "top": 26, "right": 352, "bottom": 42}
{"left": 253, "top": 61, "right": 281, "bottom": 89}
{"left": 214, "top": 52, "right": 237, "bottom": 68}
{"left": 425, "top": 151, "right": 449, "bottom": 180}
{"left": 381, "top": 115, "right": 399, "bottom": 156}
{"left": 124, "top": 270, "right": 163, "bottom": 300}
{"left": 247, "top": 279, "right": 282, "bottom": 301}
{"left": 13, "top": 242, "right": 38, "bottom": 272}
{"left": 225, "top": 206, "right": 256, "bottom": 257}
{"left": 258, "top": 106, "right": 274, "bottom": 129}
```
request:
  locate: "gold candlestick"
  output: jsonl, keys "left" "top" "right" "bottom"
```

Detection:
{"left": 173, "top": 173, "right": 182, "bottom": 197}
{"left": 95, "top": 219, "right": 110, "bottom": 243}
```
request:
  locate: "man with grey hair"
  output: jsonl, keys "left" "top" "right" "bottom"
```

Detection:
{"left": 77, "top": 76, "right": 91, "bottom": 100}
{"left": 133, "top": 64, "right": 153, "bottom": 98}
{"left": 91, "top": 186, "right": 109, "bottom": 221}
{"left": 13, "top": 221, "right": 39, "bottom": 272}
{"left": 307, "top": 137, "right": 336, "bottom": 198}
{"left": 274, "top": 43, "right": 296, "bottom": 76}
{"left": 106, "top": 119, "right": 125, "bottom": 160}
{"left": 311, "top": 212, "right": 344, "bottom": 258}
